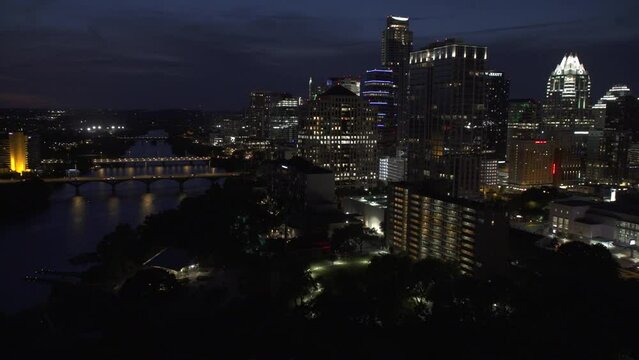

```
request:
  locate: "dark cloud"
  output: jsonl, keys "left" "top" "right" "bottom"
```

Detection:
{"left": 0, "top": 1, "right": 637, "bottom": 109}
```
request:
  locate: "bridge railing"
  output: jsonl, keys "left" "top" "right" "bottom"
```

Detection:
{"left": 93, "top": 156, "right": 210, "bottom": 164}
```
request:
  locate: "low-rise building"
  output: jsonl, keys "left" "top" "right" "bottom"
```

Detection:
{"left": 549, "top": 199, "right": 639, "bottom": 246}
{"left": 341, "top": 195, "right": 387, "bottom": 234}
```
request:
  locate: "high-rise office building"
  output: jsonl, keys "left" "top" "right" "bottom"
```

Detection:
{"left": 381, "top": 16, "right": 412, "bottom": 147}
{"left": 508, "top": 139, "right": 554, "bottom": 189}
{"left": 298, "top": 85, "right": 377, "bottom": 188}
{"left": 543, "top": 53, "right": 592, "bottom": 130}
{"left": 507, "top": 99, "right": 542, "bottom": 158}
{"left": 269, "top": 97, "right": 303, "bottom": 144}
{"left": 27, "top": 133, "right": 41, "bottom": 170}
{"left": 0, "top": 136, "right": 9, "bottom": 172}
{"left": 482, "top": 71, "right": 510, "bottom": 159}
{"left": 247, "top": 91, "right": 289, "bottom": 139}
{"left": 363, "top": 69, "right": 397, "bottom": 157}
{"left": 480, "top": 157, "right": 499, "bottom": 191}
{"left": 588, "top": 85, "right": 637, "bottom": 183}
{"left": 379, "top": 156, "right": 406, "bottom": 183}
{"left": 388, "top": 182, "right": 509, "bottom": 275}
{"left": 308, "top": 77, "right": 326, "bottom": 101}
{"left": 543, "top": 53, "right": 593, "bottom": 186}
{"left": 604, "top": 93, "right": 639, "bottom": 183}
{"left": 629, "top": 144, "right": 639, "bottom": 179}
{"left": 408, "top": 39, "right": 488, "bottom": 198}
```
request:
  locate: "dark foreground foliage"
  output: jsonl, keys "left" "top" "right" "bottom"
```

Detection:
{"left": 3, "top": 178, "right": 639, "bottom": 360}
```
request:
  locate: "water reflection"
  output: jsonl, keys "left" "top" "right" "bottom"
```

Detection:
{"left": 0, "top": 131, "right": 215, "bottom": 313}
{"left": 70, "top": 195, "right": 86, "bottom": 239}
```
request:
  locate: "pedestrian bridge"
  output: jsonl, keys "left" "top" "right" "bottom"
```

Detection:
{"left": 0, "top": 172, "right": 241, "bottom": 195}
{"left": 93, "top": 156, "right": 210, "bottom": 165}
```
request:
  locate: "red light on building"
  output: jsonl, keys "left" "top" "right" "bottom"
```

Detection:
{"left": 552, "top": 163, "right": 556, "bottom": 175}
{"left": 534, "top": 140, "right": 547, "bottom": 144}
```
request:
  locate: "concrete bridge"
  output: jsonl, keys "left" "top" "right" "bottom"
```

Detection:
{"left": 60, "top": 172, "right": 238, "bottom": 195}
{"left": 117, "top": 135, "right": 169, "bottom": 140}
{"left": 0, "top": 172, "right": 240, "bottom": 195}
{"left": 93, "top": 156, "right": 210, "bottom": 166}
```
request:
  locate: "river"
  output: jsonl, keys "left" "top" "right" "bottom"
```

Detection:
{"left": 0, "top": 131, "right": 216, "bottom": 313}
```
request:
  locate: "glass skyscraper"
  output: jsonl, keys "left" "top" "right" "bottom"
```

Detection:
{"left": 408, "top": 39, "right": 488, "bottom": 198}
{"left": 381, "top": 16, "right": 412, "bottom": 148}
{"left": 362, "top": 68, "right": 397, "bottom": 157}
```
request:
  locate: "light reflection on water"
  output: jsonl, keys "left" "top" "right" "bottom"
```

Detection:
{"left": 0, "top": 135, "right": 216, "bottom": 313}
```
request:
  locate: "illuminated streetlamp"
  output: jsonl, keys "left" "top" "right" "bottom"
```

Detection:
{"left": 630, "top": 240, "right": 636, "bottom": 259}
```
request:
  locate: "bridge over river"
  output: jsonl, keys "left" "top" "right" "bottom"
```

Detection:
{"left": 0, "top": 172, "right": 241, "bottom": 195}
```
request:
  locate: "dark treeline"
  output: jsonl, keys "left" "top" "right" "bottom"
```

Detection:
{"left": 3, "top": 178, "right": 639, "bottom": 359}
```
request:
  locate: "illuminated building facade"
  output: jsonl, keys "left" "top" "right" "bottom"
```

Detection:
{"left": 543, "top": 53, "right": 592, "bottom": 130}
{"left": 482, "top": 71, "right": 510, "bottom": 159}
{"left": 8, "top": 132, "right": 28, "bottom": 173}
{"left": 508, "top": 139, "right": 554, "bottom": 189}
{"left": 590, "top": 85, "right": 638, "bottom": 183}
{"left": 408, "top": 39, "right": 488, "bottom": 198}
{"left": 363, "top": 68, "right": 397, "bottom": 156}
{"left": 389, "top": 182, "right": 509, "bottom": 275}
{"left": 381, "top": 16, "right": 412, "bottom": 145}
{"left": 269, "top": 96, "right": 303, "bottom": 144}
{"left": 247, "top": 91, "right": 289, "bottom": 139}
{"left": 629, "top": 144, "right": 639, "bottom": 179}
{"left": 543, "top": 54, "right": 592, "bottom": 186}
{"left": 298, "top": 85, "right": 377, "bottom": 188}
{"left": 507, "top": 99, "right": 542, "bottom": 159}
{"left": 550, "top": 199, "right": 639, "bottom": 246}
{"left": 480, "top": 157, "right": 499, "bottom": 191}
{"left": 379, "top": 155, "right": 406, "bottom": 182}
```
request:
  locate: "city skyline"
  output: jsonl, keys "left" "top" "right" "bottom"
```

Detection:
{"left": 1, "top": 0, "right": 638, "bottom": 110}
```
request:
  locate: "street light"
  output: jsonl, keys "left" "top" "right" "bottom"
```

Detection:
{"left": 630, "top": 240, "right": 636, "bottom": 259}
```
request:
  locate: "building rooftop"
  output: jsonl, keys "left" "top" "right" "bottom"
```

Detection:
{"left": 553, "top": 199, "right": 594, "bottom": 207}
{"left": 348, "top": 195, "right": 388, "bottom": 209}
{"left": 320, "top": 85, "right": 357, "bottom": 97}
{"left": 552, "top": 53, "right": 588, "bottom": 76}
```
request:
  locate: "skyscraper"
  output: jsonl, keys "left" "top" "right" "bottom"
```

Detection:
{"left": 482, "top": 71, "right": 510, "bottom": 159}
{"left": 362, "top": 68, "right": 397, "bottom": 157}
{"left": 543, "top": 53, "right": 593, "bottom": 185}
{"left": 592, "top": 85, "right": 639, "bottom": 183}
{"left": 506, "top": 99, "right": 542, "bottom": 161}
{"left": 0, "top": 137, "right": 9, "bottom": 174}
{"left": 408, "top": 39, "right": 488, "bottom": 197}
{"left": 381, "top": 16, "right": 412, "bottom": 148}
{"left": 508, "top": 139, "right": 554, "bottom": 189}
{"left": 298, "top": 85, "right": 377, "bottom": 188}
{"left": 269, "top": 97, "right": 303, "bottom": 144}
{"left": 543, "top": 53, "right": 592, "bottom": 130}
{"left": 246, "top": 91, "right": 289, "bottom": 139}
{"left": 588, "top": 85, "right": 631, "bottom": 182}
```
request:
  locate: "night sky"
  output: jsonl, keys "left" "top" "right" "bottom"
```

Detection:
{"left": 1, "top": 0, "right": 637, "bottom": 110}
